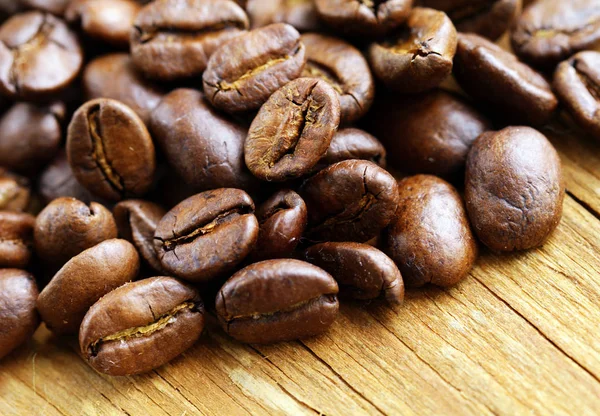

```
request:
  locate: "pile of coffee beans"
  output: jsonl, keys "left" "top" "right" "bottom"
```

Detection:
{"left": 0, "top": 0, "right": 596, "bottom": 377}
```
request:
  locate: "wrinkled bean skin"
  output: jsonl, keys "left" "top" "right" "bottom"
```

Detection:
{"left": 154, "top": 188, "right": 259, "bottom": 282}
{"left": 301, "top": 160, "right": 400, "bottom": 243}
{"left": 38, "top": 150, "right": 98, "bottom": 205}
{"left": 247, "top": 0, "right": 322, "bottom": 32}
{"left": 0, "top": 211, "right": 35, "bottom": 268}
{"left": 0, "top": 269, "right": 39, "bottom": 360}
{"left": 305, "top": 242, "right": 404, "bottom": 303}
{"left": 314, "top": 128, "right": 386, "bottom": 172}
{"left": 80, "top": 276, "right": 205, "bottom": 376}
{"left": 465, "top": 126, "right": 564, "bottom": 251}
{"left": 454, "top": 33, "right": 558, "bottom": 126}
{"left": 384, "top": 175, "right": 477, "bottom": 287}
{"left": 131, "top": 0, "right": 249, "bottom": 80}
{"left": 37, "top": 239, "right": 140, "bottom": 335}
{"left": 245, "top": 78, "right": 341, "bottom": 181}
{"left": 216, "top": 259, "right": 339, "bottom": 344}
{"left": 0, "top": 169, "right": 31, "bottom": 212}
{"left": 203, "top": 23, "right": 306, "bottom": 113}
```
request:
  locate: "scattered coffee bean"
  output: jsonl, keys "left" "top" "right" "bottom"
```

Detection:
{"left": 0, "top": 169, "right": 31, "bottom": 212}
{"left": 313, "top": 128, "right": 386, "bottom": 173}
{"left": 0, "top": 211, "right": 35, "bottom": 268}
{"left": 247, "top": 0, "right": 321, "bottom": 32}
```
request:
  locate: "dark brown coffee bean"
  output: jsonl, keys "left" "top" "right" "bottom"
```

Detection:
{"left": 80, "top": 276, "right": 204, "bottom": 375}
{"left": 245, "top": 78, "right": 341, "bottom": 181}
{"left": 154, "top": 188, "right": 259, "bottom": 282}
{"left": 365, "top": 90, "right": 491, "bottom": 177}
{"left": 385, "top": 175, "right": 477, "bottom": 287}
{"left": 368, "top": 8, "right": 457, "bottom": 94}
{"left": 65, "top": 0, "right": 141, "bottom": 48}
{"left": 203, "top": 23, "right": 306, "bottom": 113}
{"left": 301, "top": 33, "right": 374, "bottom": 124}
{"left": 150, "top": 89, "right": 258, "bottom": 191}
{"left": 315, "top": 0, "right": 412, "bottom": 37}
{"left": 247, "top": 0, "right": 322, "bottom": 32}
{"left": 0, "top": 169, "right": 31, "bottom": 211}
{"left": 0, "top": 101, "right": 64, "bottom": 174}
{"left": 37, "top": 238, "right": 139, "bottom": 334}
{"left": 67, "top": 98, "right": 156, "bottom": 201}
{"left": 465, "top": 126, "right": 564, "bottom": 251}
{"left": 250, "top": 189, "right": 307, "bottom": 261}
{"left": 301, "top": 160, "right": 400, "bottom": 243}
{"left": 114, "top": 199, "right": 167, "bottom": 273}
{"left": 454, "top": 33, "right": 558, "bottom": 126}
{"left": 417, "top": 0, "right": 521, "bottom": 41}
{"left": 511, "top": 0, "right": 600, "bottom": 68}
{"left": 83, "top": 53, "right": 164, "bottom": 124}
{"left": 314, "top": 128, "right": 386, "bottom": 172}
{"left": 216, "top": 259, "right": 338, "bottom": 344}
{"left": 305, "top": 242, "right": 404, "bottom": 303}
{"left": 554, "top": 51, "right": 600, "bottom": 141}
{"left": 0, "top": 211, "right": 35, "bottom": 268}
{"left": 131, "top": 0, "right": 248, "bottom": 81}
{"left": 21, "top": 0, "right": 70, "bottom": 15}
{"left": 34, "top": 197, "right": 118, "bottom": 267}
{"left": 0, "top": 12, "right": 82, "bottom": 100}
{"left": 0, "top": 269, "right": 39, "bottom": 360}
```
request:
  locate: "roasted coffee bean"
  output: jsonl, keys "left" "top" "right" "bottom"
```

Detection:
{"left": 0, "top": 269, "right": 39, "bottom": 360}
{"left": 465, "top": 126, "right": 564, "bottom": 251}
{"left": 66, "top": 0, "right": 141, "bottom": 48}
{"left": 114, "top": 199, "right": 167, "bottom": 273}
{"left": 0, "top": 101, "right": 64, "bottom": 174}
{"left": 0, "top": 169, "right": 31, "bottom": 211}
{"left": 315, "top": 128, "right": 386, "bottom": 171}
{"left": 38, "top": 150, "right": 97, "bottom": 205}
{"left": 37, "top": 239, "right": 139, "bottom": 334}
{"left": 554, "top": 51, "right": 600, "bottom": 141}
{"left": 34, "top": 197, "right": 118, "bottom": 267}
{"left": 150, "top": 89, "right": 258, "bottom": 191}
{"left": 67, "top": 98, "right": 156, "bottom": 201}
{"left": 83, "top": 53, "right": 164, "bottom": 124}
{"left": 0, "top": 211, "right": 35, "bottom": 268}
{"left": 154, "top": 188, "right": 259, "bottom": 282}
{"left": 454, "top": 33, "right": 558, "bottom": 126}
{"left": 368, "top": 8, "right": 457, "bottom": 94}
{"left": 301, "top": 160, "right": 400, "bottom": 243}
{"left": 305, "top": 242, "right": 404, "bottom": 303}
{"left": 0, "top": 12, "right": 82, "bottom": 100}
{"left": 384, "top": 175, "right": 477, "bottom": 287}
{"left": 245, "top": 78, "right": 341, "bottom": 181}
{"left": 131, "top": 0, "right": 248, "bottom": 81}
{"left": 216, "top": 259, "right": 339, "bottom": 344}
{"left": 203, "top": 23, "right": 306, "bottom": 113}
{"left": 80, "top": 276, "right": 204, "bottom": 375}
{"left": 20, "top": 0, "right": 70, "bottom": 15}
{"left": 511, "top": 0, "right": 600, "bottom": 68}
{"left": 417, "top": 0, "right": 521, "bottom": 41}
{"left": 250, "top": 189, "right": 307, "bottom": 261}
{"left": 247, "top": 0, "right": 322, "bottom": 32}
{"left": 315, "top": 0, "right": 412, "bottom": 37}
{"left": 365, "top": 90, "right": 491, "bottom": 177}
{"left": 301, "top": 33, "right": 374, "bottom": 124}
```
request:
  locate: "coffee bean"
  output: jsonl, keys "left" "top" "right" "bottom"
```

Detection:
{"left": 301, "top": 33, "right": 374, "bottom": 124}
{"left": 154, "top": 188, "right": 259, "bottom": 282}
{"left": 67, "top": 98, "right": 156, "bottom": 201}
{"left": 384, "top": 174, "right": 477, "bottom": 287}
{"left": 368, "top": 8, "right": 457, "bottom": 94}
{"left": 301, "top": 160, "right": 400, "bottom": 243}
{"left": 0, "top": 169, "right": 31, "bottom": 211}
{"left": 131, "top": 0, "right": 248, "bottom": 81}
{"left": 20, "top": 0, "right": 70, "bottom": 15}
{"left": 0, "top": 211, "right": 35, "bottom": 268}
{"left": 80, "top": 276, "right": 204, "bottom": 376}
{"left": 315, "top": 0, "right": 412, "bottom": 37}
{"left": 554, "top": 51, "right": 600, "bottom": 141}
{"left": 150, "top": 88, "right": 258, "bottom": 191}
{"left": 0, "top": 269, "right": 39, "bottom": 360}
{"left": 247, "top": 0, "right": 322, "bottom": 32}
{"left": 34, "top": 197, "right": 118, "bottom": 267}
{"left": 83, "top": 53, "right": 164, "bottom": 124}
{"left": 365, "top": 89, "right": 492, "bottom": 177}
{"left": 465, "top": 126, "right": 564, "bottom": 251}
{"left": 305, "top": 242, "right": 404, "bottom": 303}
{"left": 37, "top": 238, "right": 140, "bottom": 334}
{"left": 454, "top": 33, "right": 558, "bottom": 126}
{"left": 314, "top": 128, "right": 386, "bottom": 172}
{"left": 203, "top": 23, "right": 306, "bottom": 113}
{"left": 245, "top": 78, "right": 341, "bottom": 181}
{"left": 113, "top": 199, "right": 167, "bottom": 273}
{"left": 216, "top": 259, "right": 339, "bottom": 344}
{"left": 511, "top": 0, "right": 600, "bottom": 68}
{"left": 0, "top": 12, "right": 82, "bottom": 100}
